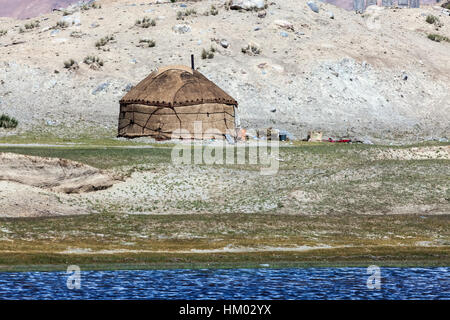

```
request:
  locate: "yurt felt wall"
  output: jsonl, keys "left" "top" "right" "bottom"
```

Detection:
{"left": 118, "top": 103, "right": 236, "bottom": 140}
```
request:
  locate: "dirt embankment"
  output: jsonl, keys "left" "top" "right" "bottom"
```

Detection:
{"left": 0, "top": 152, "right": 118, "bottom": 193}
{"left": 0, "top": 152, "right": 120, "bottom": 217}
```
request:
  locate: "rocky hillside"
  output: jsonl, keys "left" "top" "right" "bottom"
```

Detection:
{"left": 0, "top": 0, "right": 449, "bottom": 143}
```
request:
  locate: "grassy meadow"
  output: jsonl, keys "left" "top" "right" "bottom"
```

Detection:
{"left": 0, "top": 140, "right": 448, "bottom": 271}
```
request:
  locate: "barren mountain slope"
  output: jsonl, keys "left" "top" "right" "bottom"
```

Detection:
{"left": 0, "top": 0, "right": 449, "bottom": 142}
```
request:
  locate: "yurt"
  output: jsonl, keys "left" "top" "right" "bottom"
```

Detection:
{"left": 118, "top": 65, "right": 238, "bottom": 140}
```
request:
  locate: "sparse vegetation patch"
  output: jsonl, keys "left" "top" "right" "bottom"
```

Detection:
{"left": 63, "top": 59, "right": 79, "bottom": 70}
{"left": 54, "top": 21, "right": 69, "bottom": 29}
{"left": 70, "top": 31, "right": 83, "bottom": 38}
{"left": 204, "top": 5, "right": 219, "bottom": 16}
{"left": 25, "top": 20, "right": 40, "bottom": 30}
{"left": 83, "top": 55, "right": 104, "bottom": 70}
{"left": 81, "top": 2, "right": 102, "bottom": 11}
{"left": 95, "top": 35, "right": 115, "bottom": 49}
{"left": 201, "top": 46, "right": 216, "bottom": 59}
{"left": 426, "top": 15, "right": 438, "bottom": 24}
{"left": 135, "top": 17, "right": 156, "bottom": 28}
{"left": 0, "top": 114, "right": 18, "bottom": 129}
{"left": 241, "top": 43, "right": 261, "bottom": 55}
{"left": 177, "top": 9, "right": 197, "bottom": 20}
{"left": 19, "top": 20, "right": 39, "bottom": 33}
{"left": 428, "top": 33, "right": 450, "bottom": 43}
{"left": 138, "top": 39, "right": 156, "bottom": 48}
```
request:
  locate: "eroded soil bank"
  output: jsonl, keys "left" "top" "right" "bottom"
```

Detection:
{"left": 0, "top": 152, "right": 120, "bottom": 217}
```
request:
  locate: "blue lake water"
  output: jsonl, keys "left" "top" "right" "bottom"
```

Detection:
{"left": 0, "top": 267, "right": 448, "bottom": 300}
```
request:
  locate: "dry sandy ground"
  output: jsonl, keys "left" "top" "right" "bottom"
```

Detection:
{"left": 0, "top": 152, "right": 118, "bottom": 217}
{"left": 0, "top": 0, "right": 449, "bottom": 142}
{"left": 0, "top": 181, "right": 82, "bottom": 218}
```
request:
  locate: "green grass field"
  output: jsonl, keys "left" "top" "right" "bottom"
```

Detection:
{"left": 0, "top": 141, "right": 448, "bottom": 271}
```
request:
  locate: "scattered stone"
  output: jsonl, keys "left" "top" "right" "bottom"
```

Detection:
{"left": 230, "top": 0, "right": 266, "bottom": 11}
{"left": 220, "top": 39, "right": 229, "bottom": 48}
{"left": 307, "top": 1, "right": 319, "bottom": 13}
{"left": 92, "top": 81, "right": 110, "bottom": 95}
{"left": 280, "top": 31, "right": 288, "bottom": 37}
{"left": 172, "top": 24, "right": 191, "bottom": 34}
{"left": 402, "top": 72, "right": 408, "bottom": 81}
{"left": 327, "top": 11, "right": 334, "bottom": 19}
{"left": 258, "top": 11, "right": 267, "bottom": 18}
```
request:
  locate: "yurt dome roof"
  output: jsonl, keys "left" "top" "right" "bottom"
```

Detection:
{"left": 120, "top": 65, "right": 238, "bottom": 108}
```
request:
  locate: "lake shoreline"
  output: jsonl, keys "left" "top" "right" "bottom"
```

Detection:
{"left": 1, "top": 259, "right": 449, "bottom": 273}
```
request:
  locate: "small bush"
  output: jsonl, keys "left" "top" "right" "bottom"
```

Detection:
{"left": 63, "top": 59, "right": 79, "bottom": 70}
{"left": 135, "top": 17, "right": 156, "bottom": 28}
{"left": 224, "top": 0, "right": 232, "bottom": 10}
{"left": 24, "top": 20, "right": 40, "bottom": 30}
{"left": 84, "top": 55, "right": 104, "bottom": 66}
{"left": 441, "top": 1, "right": 450, "bottom": 9}
{"left": 95, "top": 35, "right": 114, "bottom": 48}
{"left": 241, "top": 43, "right": 261, "bottom": 55}
{"left": 201, "top": 47, "right": 215, "bottom": 59}
{"left": 0, "top": 30, "right": 7, "bottom": 37}
{"left": 177, "top": 9, "right": 197, "bottom": 20}
{"left": 426, "top": 15, "right": 438, "bottom": 24}
{"left": 210, "top": 5, "right": 219, "bottom": 16}
{"left": 81, "top": 3, "right": 101, "bottom": 11}
{"left": 70, "top": 31, "right": 83, "bottom": 38}
{"left": 55, "top": 21, "right": 69, "bottom": 29}
{"left": 204, "top": 5, "right": 219, "bottom": 16}
{"left": 139, "top": 39, "right": 156, "bottom": 48}
{"left": 427, "top": 33, "right": 450, "bottom": 42}
{"left": 0, "top": 114, "right": 18, "bottom": 129}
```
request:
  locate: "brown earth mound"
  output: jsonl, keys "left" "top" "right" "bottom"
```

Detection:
{"left": 0, "top": 181, "right": 82, "bottom": 218}
{"left": 0, "top": 152, "right": 119, "bottom": 193}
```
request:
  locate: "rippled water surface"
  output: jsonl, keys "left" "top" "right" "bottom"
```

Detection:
{"left": 0, "top": 267, "right": 448, "bottom": 300}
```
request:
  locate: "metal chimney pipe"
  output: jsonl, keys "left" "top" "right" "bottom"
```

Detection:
{"left": 191, "top": 54, "right": 195, "bottom": 70}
